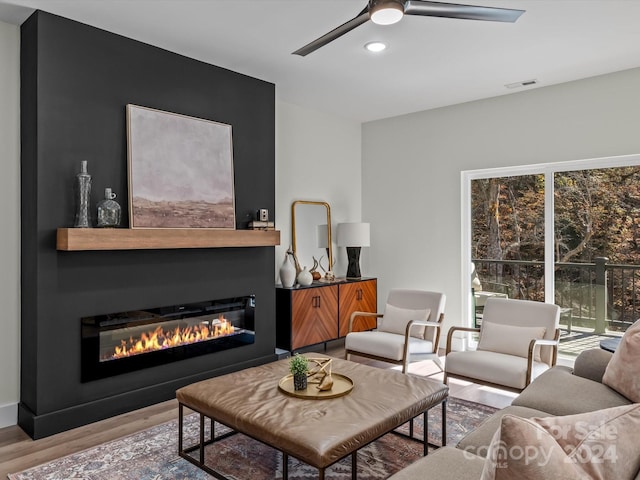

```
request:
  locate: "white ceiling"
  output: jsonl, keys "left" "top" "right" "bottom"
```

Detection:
{"left": 2, "top": 0, "right": 640, "bottom": 122}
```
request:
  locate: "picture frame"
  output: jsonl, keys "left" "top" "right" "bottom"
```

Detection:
{"left": 126, "top": 104, "right": 236, "bottom": 229}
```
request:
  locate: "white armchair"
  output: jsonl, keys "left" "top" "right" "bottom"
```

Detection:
{"left": 444, "top": 297, "right": 561, "bottom": 392}
{"left": 345, "top": 289, "right": 446, "bottom": 374}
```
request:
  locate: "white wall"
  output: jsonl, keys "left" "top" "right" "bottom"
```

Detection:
{"left": 275, "top": 101, "right": 362, "bottom": 280}
{"left": 362, "top": 67, "right": 640, "bottom": 336}
{"left": 0, "top": 20, "right": 20, "bottom": 428}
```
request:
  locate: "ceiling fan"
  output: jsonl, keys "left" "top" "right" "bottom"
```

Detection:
{"left": 293, "top": 0, "right": 525, "bottom": 56}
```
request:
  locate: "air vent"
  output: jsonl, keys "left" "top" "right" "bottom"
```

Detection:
{"left": 505, "top": 79, "right": 539, "bottom": 89}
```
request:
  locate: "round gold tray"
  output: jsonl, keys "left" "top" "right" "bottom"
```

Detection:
{"left": 278, "top": 373, "right": 354, "bottom": 399}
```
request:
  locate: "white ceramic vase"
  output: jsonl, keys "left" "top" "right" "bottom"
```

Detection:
{"left": 297, "top": 266, "right": 313, "bottom": 286}
{"left": 279, "top": 254, "right": 296, "bottom": 288}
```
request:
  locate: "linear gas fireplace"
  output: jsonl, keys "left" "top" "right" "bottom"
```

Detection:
{"left": 81, "top": 296, "right": 255, "bottom": 382}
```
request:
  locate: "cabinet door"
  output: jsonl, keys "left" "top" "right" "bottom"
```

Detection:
{"left": 339, "top": 279, "right": 378, "bottom": 337}
{"left": 291, "top": 285, "right": 339, "bottom": 350}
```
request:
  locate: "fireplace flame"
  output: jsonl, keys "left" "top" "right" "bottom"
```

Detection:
{"left": 108, "top": 315, "right": 235, "bottom": 360}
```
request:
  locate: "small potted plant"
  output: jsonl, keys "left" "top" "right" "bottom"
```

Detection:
{"left": 289, "top": 354, "right": 309, "bottom": 391}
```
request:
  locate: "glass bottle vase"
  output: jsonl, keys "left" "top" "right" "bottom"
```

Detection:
{"left": 96, "top": 187, "right": 122, "bottom": 228}
{"left": 74, "top": 160, "right": 92, "bottom": 228}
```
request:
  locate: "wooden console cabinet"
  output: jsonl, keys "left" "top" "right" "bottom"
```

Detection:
{"left": 276, "top": 278, "right": 377, "bottom": 352}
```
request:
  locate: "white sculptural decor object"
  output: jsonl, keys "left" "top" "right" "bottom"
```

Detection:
{"left": 297, "top": 267, "right": 313, "bottom": 286}
{"left": 279, "top": 250, "right": 296, "bottom": 288}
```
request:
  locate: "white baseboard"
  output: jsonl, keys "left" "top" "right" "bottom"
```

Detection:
{"left": 0, "top": 402, "right": 18, "bottom": 428}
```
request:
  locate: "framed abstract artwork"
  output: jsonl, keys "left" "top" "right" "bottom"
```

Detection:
{"left": 126, "top": 104, "right": 236, "bottom": 229}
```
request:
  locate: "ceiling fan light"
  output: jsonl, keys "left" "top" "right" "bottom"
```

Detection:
{"left": 370, "top": 3, "right": 404, "bottom": 25}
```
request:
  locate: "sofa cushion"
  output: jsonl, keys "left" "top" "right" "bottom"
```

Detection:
{"left": 456, "top": 405, "right": 551, "bottom": 457}
{"left": 480, "top": 414, "right": 585, "bottom": 480}
{"left": 345, "top": 331, "right": 433, "bottom": 361}
{"left": 387, "top": 446, "right": 485, "bottom": 480}
{"left": 603, "top": 319, "right": 640, "bottom": 402}
{"left": 380, "top": 304, "right": 431, "bottom": 339}
{"left": 445, "top": 350, "right": 549, "bottom": 390}
{"left": 481, "top": 404, "right": 640, "bottom": 480}
{"left": 533, "top": 404, "right": 640, "bottom": 479}
{"left": 512, "top": 365, "right": 631, "bottom": 415}
{"left": 477, "top": 321, "right": 547, "bottom": 361}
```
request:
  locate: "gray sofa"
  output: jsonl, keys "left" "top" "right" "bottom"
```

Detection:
{"left": 389, "top": 348, "right": 635, "bottom": 479}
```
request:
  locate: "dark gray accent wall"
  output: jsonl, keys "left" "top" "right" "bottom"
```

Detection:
{"left": 20, "top": 11, "right": 277, "bottom": 439}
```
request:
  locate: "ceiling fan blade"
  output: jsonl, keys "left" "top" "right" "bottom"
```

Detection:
{"left": 404, "top": 0, "right": 524, "bottom": 22}
{"left": 293, "top": 9, "right": 370, "bottom": 56}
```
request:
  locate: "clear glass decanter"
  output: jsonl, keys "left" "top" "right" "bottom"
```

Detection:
{"left": 96, "top": 187, "right": 121, "bottom": 227}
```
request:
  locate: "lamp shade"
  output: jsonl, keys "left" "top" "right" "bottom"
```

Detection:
{"left": 337, "top": 223, "right": 370, "bottom": 247}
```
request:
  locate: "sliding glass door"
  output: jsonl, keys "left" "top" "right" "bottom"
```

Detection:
{"left": 554, "top": 167, "right": 640, "bottom": 338}
{"left": 464, "top": 155, "right": 640, "bottom": 358}
{"left": 471, "top": 174, "right": 545, "bottom": 323}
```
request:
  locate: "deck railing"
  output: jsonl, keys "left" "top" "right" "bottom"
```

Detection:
{"left": 473, "top": 257, "right": 640, "bottom": 334}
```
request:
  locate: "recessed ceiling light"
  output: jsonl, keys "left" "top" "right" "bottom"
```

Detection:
{"left": 365, "top": 41, "right": 387, "bottom": 53}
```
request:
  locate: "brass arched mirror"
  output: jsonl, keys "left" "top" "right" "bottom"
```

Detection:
{"left": 291, "top": 200, "right": 333, "bottom": 278}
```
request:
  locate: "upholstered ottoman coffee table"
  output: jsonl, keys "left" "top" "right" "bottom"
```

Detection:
{"left": 176, "top": 354, "right": 448, "bottom": 480}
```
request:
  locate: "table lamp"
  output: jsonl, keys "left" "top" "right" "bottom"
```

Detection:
{"left": 337, "top": 222, "right": 370, "bottom": 278}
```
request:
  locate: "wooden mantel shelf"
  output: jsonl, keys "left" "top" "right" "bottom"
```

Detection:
{"left": 57, "top": 228, "right": 281, "bottom": 251}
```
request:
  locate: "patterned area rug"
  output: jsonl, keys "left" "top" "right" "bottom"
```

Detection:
{"left": 8, "top": 397, "right": 497, "bottom": 480}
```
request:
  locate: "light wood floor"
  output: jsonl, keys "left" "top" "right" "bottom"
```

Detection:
{"left": 0, "top": 343, "right": 516, "bottom": 478}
